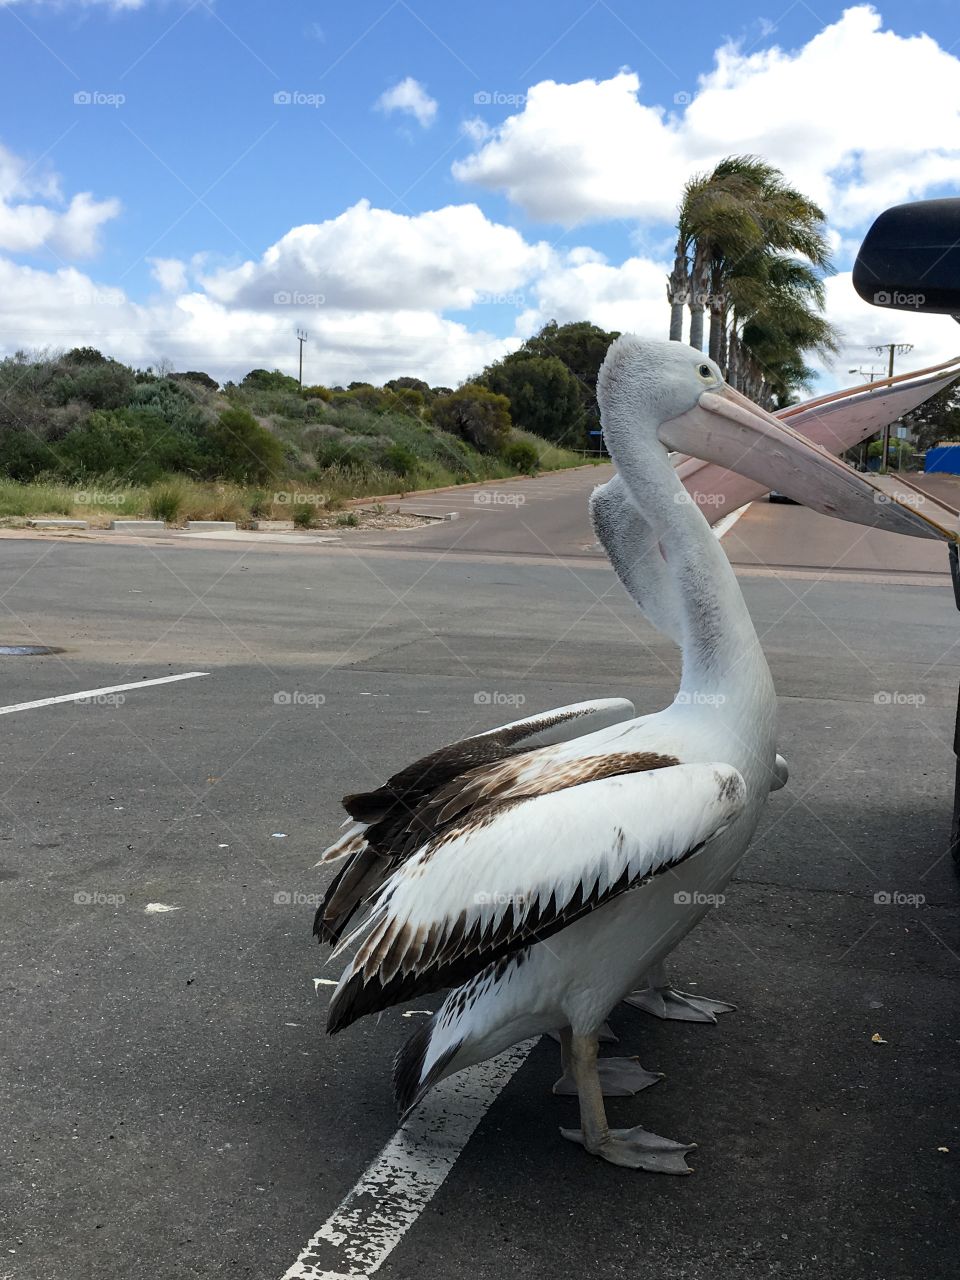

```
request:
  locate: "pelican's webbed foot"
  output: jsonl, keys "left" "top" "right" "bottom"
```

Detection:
{"left": 624, "top": 986, "right": 736, "bottom": 1023}
{"left": 553, "top": 1055, "right": 663, "bottom": 1097}
{"left": 560, "top": 1125, "right": 696, "bottom": 1174}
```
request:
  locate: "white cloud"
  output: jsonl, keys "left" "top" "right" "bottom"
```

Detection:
{"left": 149, "top": 257, "right": 188, "bottom": 293}
{"left": 455, "top": 6, "right": 960, "bottom": 232}
{"left": 455, "top": 72, "right": 682, "bottom": 224}
{"left": 200, "top": 199, "right": 554, "bottom": 312}
{"left": 0, "top": 256, "right": 518, "bottom": 386}
{"left": 517, "top": 251, "right": 669, "bottom": 340}
{"left": 375, "top": 76, "right": 438, "bottom": 128}
{"left": 0, "top": 142, "right": 119, "bottom": 257}
{"left": 0, "top": 151, "right": 544, "bottom": 383}
{"left": 816, "top": 272, "right": 960, "bottom": 391}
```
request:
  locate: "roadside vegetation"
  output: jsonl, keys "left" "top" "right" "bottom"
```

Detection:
{"left": 0, "top": 331, "right": 601, "bottom": 523}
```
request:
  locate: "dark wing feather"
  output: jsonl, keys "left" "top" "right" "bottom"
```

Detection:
{"left": 315, "top": 702, "right": 636, "bottom": 944}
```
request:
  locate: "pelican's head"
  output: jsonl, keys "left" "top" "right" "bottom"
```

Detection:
{"left": 598, "top": 335, "right": 955, "bottom": 542}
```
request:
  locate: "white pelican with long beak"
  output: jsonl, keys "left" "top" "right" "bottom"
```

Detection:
{"left": 316, "top": 338, "right": 952, "bottom": 1172}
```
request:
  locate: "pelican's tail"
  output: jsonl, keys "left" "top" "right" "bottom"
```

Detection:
{"left": 392, "top": 954, "right": 541, "bottom": 1120}
{"left": 393, "top": 1014, "right": 463, "bottom": 1121}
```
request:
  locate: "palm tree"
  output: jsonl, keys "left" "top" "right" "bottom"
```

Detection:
{"left": 668, "top": 156, "right": 834, "bottom": 371}
{"left": 673, "top": 161, "right": 767, "bottom": 351}
{"left": 728, "top": 257, "right": 840, "bottom": 407}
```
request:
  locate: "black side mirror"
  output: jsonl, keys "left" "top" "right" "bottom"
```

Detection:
{"left": 853, "top": 198, "right": 960, "bottom": 316}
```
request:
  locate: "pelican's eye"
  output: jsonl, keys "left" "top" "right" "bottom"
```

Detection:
{"left": 698, "top": 363, "right": 713, "bottom": 380}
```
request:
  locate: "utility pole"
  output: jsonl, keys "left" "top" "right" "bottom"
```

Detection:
{"left": 872, "top": 342, "right": 914, "bottom": 471}
{"left": 848, "top": 368, "right": 883, "bottom": 469}
{"left": 296, "top": 328, "right": 308, "bottom": 390}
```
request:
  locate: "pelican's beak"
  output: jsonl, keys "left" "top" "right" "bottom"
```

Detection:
{"left": 659, "top": 382, "right": 957, "bottom": 542}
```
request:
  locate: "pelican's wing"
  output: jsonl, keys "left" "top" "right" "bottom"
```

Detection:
{"left": 327, "top": 761, "right": 746, "bottom": 1032}
{"left": 315, "top": 698, "right": 636, "bottom": 943}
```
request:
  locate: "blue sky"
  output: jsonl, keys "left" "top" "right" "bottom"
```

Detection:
{"left": 1, "top": 0, "right": 959, "bottom": 387}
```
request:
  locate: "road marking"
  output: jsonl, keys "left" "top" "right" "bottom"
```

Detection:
{"left": 0, "top": 671, "right": 209, "bottom": 716}
{"left": 713, "top": 503, "right": 750, "bottom": 540}
{"left": 281, "top": 1040, "right": 536, "bottom": 1279}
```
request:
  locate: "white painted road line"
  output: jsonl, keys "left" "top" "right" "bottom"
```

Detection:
{"left": 0, "top": 671, "right": 210, "bottom": 716}
{"left": 713, "top": 503, "right": 751, "bottom": 540}
{"left": 282, "top": 1040, "right": 537, "bottom": 1279}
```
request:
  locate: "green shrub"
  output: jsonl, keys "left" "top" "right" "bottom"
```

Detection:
{"left": 56, "top": 409, "right": 146, "bottom": 478}
{"left": 480, "top": 353, "right": 583, "bottom": 447}
{"left": 431, "top": 384, "right": 512, "bottom": 453}
{"left": 51, "top": 359, "right": 135, "bottom": 411}
{"left": 292, "top": 503, "right": 315, "bottom": 528}
{"left": 241, "top": 368, "right": 300, "bottom": 394}
{"left": 148, "top": 483, "right": 186, "bottom": 523}
{"left": 502, "top": 438, "right": 540, "bottom": 474}
{"left": 63, "top": 347, "right": 107, "bottom": 366}
{"left": 0, "top": 429, "right": 55, "bottom": 480}
{"left": 380, "top": 442, "right": 417, "bottom": 477}
{"left": 248, "top": 489, "right": 270, "bottom": 518}
{"left": 335, "top": 511, "right": 359, "bottom": 528}
{"left": 173, "top": 370, "right": 218, "bottom": 391}
{"left": 203, "top": 408, "right": 285, "bottom": 483}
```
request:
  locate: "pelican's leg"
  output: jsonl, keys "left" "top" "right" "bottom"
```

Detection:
{"left": 623, "top": 962, "right": 736, "bottom": 1024}
{"left": 548, "top": 1021, "right": 617, "bottom": 1045}
{"left": 558, "top": 1030, "right": 695, "bottom": 1174}
{"left": 552, "top": 1025, "right": 663, "bottom": 1097}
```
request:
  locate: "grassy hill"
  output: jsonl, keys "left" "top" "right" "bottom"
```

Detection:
{"left": 0, "top": 349, "right": 590, "bottom": 525}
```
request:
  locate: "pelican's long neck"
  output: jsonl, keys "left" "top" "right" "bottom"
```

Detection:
{"left": 611, "top": 433, "right": 772, "bottom": 710}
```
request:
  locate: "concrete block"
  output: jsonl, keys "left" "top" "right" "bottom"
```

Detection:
{"left": 110, "top": 520, "right": 166, "bottom": 533}
{"left": 27, "top": 519, "right": 88, "bottom": 529}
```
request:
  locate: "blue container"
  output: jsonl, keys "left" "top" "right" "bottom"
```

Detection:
{"left": 925, "top": 444, "right": 960, "bottom": 474}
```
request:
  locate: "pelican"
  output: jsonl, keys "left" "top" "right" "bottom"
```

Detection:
{"left": 316, "top": 338, "right": 950, "bottom": 1171}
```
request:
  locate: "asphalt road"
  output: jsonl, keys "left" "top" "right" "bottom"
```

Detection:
{"left": 1, "top": 477, "right": 959, "bottom": 1280}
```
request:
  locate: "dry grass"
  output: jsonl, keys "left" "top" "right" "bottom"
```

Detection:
{"left": 0, "top": 440, "right": 594, "bottom": 527}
